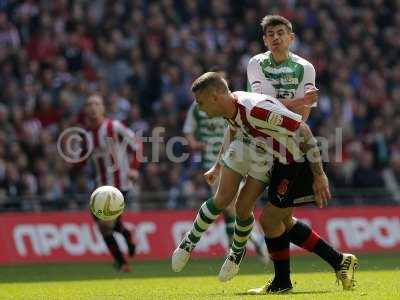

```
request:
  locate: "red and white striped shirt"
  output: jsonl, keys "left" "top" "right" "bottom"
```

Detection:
{"left": 87, "top": 119, "right": 141, "bottom": 191}
{"left": 227, "top": 91, "right": 303, "bottom": 164}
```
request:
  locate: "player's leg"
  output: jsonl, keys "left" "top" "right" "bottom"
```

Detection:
{"left": 283, "top": 214, "right": 357, "bottom": 290}
{"left": 248, "top": 161, "right": 298, "bottom": 295}
{"left": 171, "top": 165, "right": 243, "bottom": 272}
{"left": 245, "top": 147, "right": 272, "bottom": 261}
{"left": 282, "top": 160, "right": 358, "bottom": 290}
{"left": 187, "top": 165, "right": 242, "bottom": 245}
{"left": 253, "top": 202, "right": 293, "bottom": 293}
{"left": 96, "top": 217, "right": 131, "bottom": 272}
{"left": 212, "top": 175, "right": 235, "bottom": 245}
{"left": 113, "top": 216, "right": 136, "bottom": 257}
{"left": 219, "top": 176, "right": 266, "bottom": 281}
{"left": 222, "top": 201, "right": 235, "bottom": 245}
{"left": 283, "top": 214, "right": 343, "bottom": 269}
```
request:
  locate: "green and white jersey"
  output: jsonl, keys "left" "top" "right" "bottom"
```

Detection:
{"left": 247, "top": 51, "right": 316, "bottom": 102}
{"left": 183, "top": 102, "right": 226, "bottom": 170}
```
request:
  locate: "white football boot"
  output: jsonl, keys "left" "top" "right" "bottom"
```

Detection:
{"left": 335, "top": 253, "right": 358, "bottom": 290}
{"left": 171, "top": 235, "right": 196, "bottom": 272}
{"left": 218, "top": 248, "right": 246, "bottom": 282}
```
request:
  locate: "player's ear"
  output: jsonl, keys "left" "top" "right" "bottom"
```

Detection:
{"left": 289, "top": 32, "right": 295, "bottom": 42}
{"left": 262, "top": 34, "right": 268, "bottom": 46}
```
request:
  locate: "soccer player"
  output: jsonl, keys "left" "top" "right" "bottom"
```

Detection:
{"left": 83, "top": 94, "right": 141, "bottom": 272}
{"left": 183, "top": 100, "right": 266, "bottom": 258}
{"left": 172, "top": 78, "right": 275, "bottom": 277}
{"left": 183, "top": 101, "right": 236, "bottom": 242}
{"left": 247, "top": 15, "right": 318, "bottom": 120}
{"left": 218, "top": 15, "right": 320, "bottom": 280}
{"left": 177, "top": 72, "right": 358, "bottom": 292}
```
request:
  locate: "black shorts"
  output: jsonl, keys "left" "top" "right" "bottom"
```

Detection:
{"left": 268, "top": 159, "right": 315, "bottom": 208}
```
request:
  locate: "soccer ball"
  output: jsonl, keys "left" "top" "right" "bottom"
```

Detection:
{"left": 90, "top": 186, "right": 125, "bottom": 221}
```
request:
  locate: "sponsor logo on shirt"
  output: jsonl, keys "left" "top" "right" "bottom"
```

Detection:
{"left": 267, "top": 112, "right": 283, "bottom": 126}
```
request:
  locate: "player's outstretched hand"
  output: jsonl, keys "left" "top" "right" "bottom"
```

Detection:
{"left": 313, "top": 173, "right": 331, "bottom": 208}
{"left": 303, "top": 88, "right": 319, "bottom": 106}
{"left": 204, "top": 164, "right": 220, "bottom": 186}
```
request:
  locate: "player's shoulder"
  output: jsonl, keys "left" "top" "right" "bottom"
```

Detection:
{"left": 108, "top": 118, "right": 132, "bottom": 133}
{"left": 289, "top": 52, "right": 314, "bottom": 69}
{"left": 233, "top": 91, "right": 274, "bottom": 107}
{"left": 109, "top": 118, "right": 123, "bottom": 127}
{"left": 187, "top": 101, "right": 198, "bottom": 113}
{"left": 248, "top": 51, "right": 271, "bottom": 65}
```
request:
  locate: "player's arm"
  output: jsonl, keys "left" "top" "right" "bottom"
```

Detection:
{"left": 247, "top": 56, "right": 269, "bottom": 93}
{"left": 113, "top": 121, "right": 142, "bottom": 181}
{"left": 183, "top": 103, "right": 204, "bottom": 151}
{"left": 204, "top": 126, "right": 236, "bottom": 185}
{"left": 283, "top": 63, "right": 318, "bottom": 121}
{"left": 297, "top": 122, "right": 331, "bottom": 208}
{"left": 216, "top": 126, "right": 236, "bottom": 165}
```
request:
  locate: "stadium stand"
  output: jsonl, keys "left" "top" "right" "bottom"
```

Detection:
{"left": 0, "top": 0, "right": 399, "bottom": 210}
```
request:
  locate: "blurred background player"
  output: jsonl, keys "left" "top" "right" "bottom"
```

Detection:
{"left": 83, "top": 94, "right": 141, "bottom": 272}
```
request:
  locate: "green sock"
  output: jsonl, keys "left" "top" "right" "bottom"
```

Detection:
{"left": 224, "top": 214, "right": 235, "bottom": 244}
{"left": 232, "top": 214, "right": 254, "bottom": 253}
{"left": 188, "top": 197, "right": 223, "bottom": 244}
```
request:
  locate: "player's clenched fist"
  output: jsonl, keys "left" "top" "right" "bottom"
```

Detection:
{"left": 204, "top": 163, "right": 221, "bottom": 186}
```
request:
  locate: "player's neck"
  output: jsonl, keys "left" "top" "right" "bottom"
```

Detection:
{"left": 89, "top": 117, "right": 104, "bottom": 129}
{"left": 272, "top": 50, "right": 289, "bottom": 64}
{"left": 225, "top": 93, "right": 238, "bottom": 119}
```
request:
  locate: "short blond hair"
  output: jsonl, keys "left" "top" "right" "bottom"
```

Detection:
{"left": 191, "top": 72, "right": 228, "bottom": 94}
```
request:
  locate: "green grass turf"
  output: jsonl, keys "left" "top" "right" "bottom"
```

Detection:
{"left": 0, "top": 253, "right": 399, "bottom": 300}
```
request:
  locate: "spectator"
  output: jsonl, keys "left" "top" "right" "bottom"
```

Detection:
{"left": 0, "top": 0, "right": 397, "bottom": 209}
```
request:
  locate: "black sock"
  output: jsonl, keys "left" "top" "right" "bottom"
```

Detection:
{"left": 114, "top": 218, "right": 134, "bottom": 244}
{"left": 288, "top": 221, "right": 343, "bottom": 270}
{"left": 113, "top": 217, "right": 136, "bottom": 256}
{"left": 265, "top": 231, "right": 291, "bottom": 283}
{"left": 103, "top": 235, "right": 126, "bottom": 266}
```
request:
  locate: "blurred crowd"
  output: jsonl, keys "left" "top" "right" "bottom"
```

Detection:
{"left": 0, "top": 0, "right": 399, "bottom": 210}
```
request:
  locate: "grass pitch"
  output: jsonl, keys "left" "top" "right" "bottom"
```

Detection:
{"left": 0, "top": 253, "right": 399, "bottom": 300}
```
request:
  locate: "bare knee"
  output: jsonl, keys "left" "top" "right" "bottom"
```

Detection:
{"left": 259, "top": 209, "right": 279, "bottom": 234}
{"left": 259, "top": 204, "right": 292, "bottom": 235}
{"left": 283, "top": 216, "right": 297, "bottom": 231}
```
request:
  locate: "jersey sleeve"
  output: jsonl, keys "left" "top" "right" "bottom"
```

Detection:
{"left": 183, "top": 102, "right": 197, "bottom": 134}
{"left": 113, "top": 120, "right": 142, "bottom": 169}
{"left": 247, "top": 56, "right": 266, "bottom": 94}
{"left": 295, "top": 62, "right": 317, "bottom": 106}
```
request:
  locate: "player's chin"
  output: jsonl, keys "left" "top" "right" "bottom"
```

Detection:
{"left": 206, "top": 112, "right": 215, "bottom": 117}
{"left": 271, "top": 45, "right": 282, "bottom": 52}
